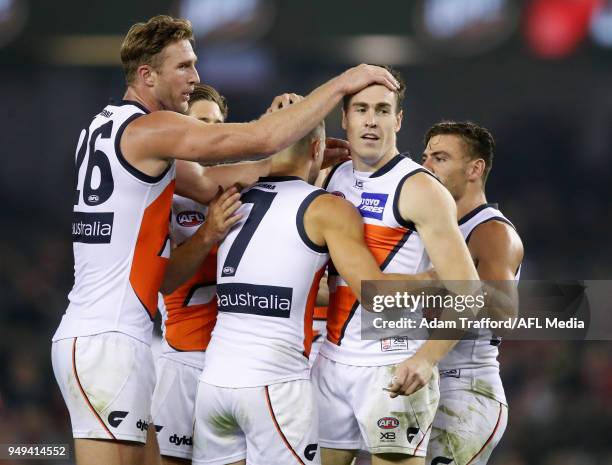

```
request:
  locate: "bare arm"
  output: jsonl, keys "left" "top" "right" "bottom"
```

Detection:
{"left": 399, "top": 173, "right": 480, "bottom": 283}
{"left": 388, "top": 173, "right": 481, "bottom": 397}
{"left": 123, "top": 65, "right": 399, "bottom": 171}
{"left": 469, "top": 220, "right": 524, "bottom": 325}
{"left": 160, "top": 187, "right": 241, "bottom": 294}
{"left": 304, "top": 194, "right": 432, "bottom": 300}
{"left": 175, "top": 159, "right": 270, "bottom": 205}
{"left": 387, "top": 220, "right": 524, "bottom": 397}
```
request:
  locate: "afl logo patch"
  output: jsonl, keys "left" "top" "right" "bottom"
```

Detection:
{"left": 331, "top": 191, "right": 345, "bottom": 199}
{"left": 177, "top": 211, "right": 205, "bottom": 227}
{"left": 378, "top": 417, "right": 399, "bottom": 429}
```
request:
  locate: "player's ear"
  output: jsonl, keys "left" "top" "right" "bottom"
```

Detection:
{"left": 395, "top": 109, "right": 403, "bottom": 132}
{"left": 470, "top": 158, "right": 486, "bottom": 181}
{"left": 311, "top": 138, "right": 322, "bottom": 161}
{"left": 138, "top": 64, "right": 156, "bottom": 87}
{"left": 310, "top": 137, "right": 325, "bottom": 163}
{"left": 341, "top": 108, "right": 347, "bottom": 130}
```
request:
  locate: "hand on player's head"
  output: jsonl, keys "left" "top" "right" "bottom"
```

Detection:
{"left": 340, "top": 64, "right": 399, "bottom": 96}
{"left": 265, "top": 93, "right": 304, "bottom": 115}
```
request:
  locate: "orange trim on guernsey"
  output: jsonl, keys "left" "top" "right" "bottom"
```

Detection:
{"left": 129, "top": 180, "right": 175, "bottom": 319}
{"left": 313, "top": 306, "right": 328, "bottom": 320}
{"left": 303, "top": 265, "right": 327, "bottom": 358}
{"left": 327, "top": 223, "right": 409, "bottom": 344}
{"left": 163, "top": 248, "right": 218, "bottom": 351}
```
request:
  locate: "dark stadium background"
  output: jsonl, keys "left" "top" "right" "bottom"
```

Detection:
{"left": 1, "top": 1, "right": 611, "bottom": 464}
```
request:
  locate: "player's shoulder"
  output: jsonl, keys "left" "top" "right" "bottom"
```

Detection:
{"left": 307, "top": 191, "right": 359, "bottom": 222}
{"left": 399, "top": 167, "right": 450, "bottom": 209}
{"left": 126, "top": 110, "right": 187, "bottom": 131}
{"left": 322, "top": 160, "right": 352, "bottom": 189}
{"left": 400, "top": 165, "right": 440, "bottom": 191}
{"left": 470, "top": 218, "right": 524, "bottom": 258}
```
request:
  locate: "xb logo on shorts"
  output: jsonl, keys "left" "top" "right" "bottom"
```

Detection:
{"left": 358, "top": 193, "right": 388, "bottom": 220}
{"left": 107, "top": 411, "right": 128, "bottom": 428}
{"left": 379, "top": 432, "right": 396, "bottom": 441}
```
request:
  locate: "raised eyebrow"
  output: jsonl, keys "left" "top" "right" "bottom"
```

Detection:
{"left": 351, "top": 102, "right": 368, "bottom": 108}
{"left": 375, "top": 102, "right": 392, "bottom": 109}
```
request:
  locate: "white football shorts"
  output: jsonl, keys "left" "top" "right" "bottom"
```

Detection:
{"left": 312, "top": 354, "right": 439, "bottom": 457}
{"left": 151, "top": 355, "right": 203, "bottom": 459}
{"left": 193, "top": 379, "right": 320, "bottom": 465}
{"left": 427, "top": 389, "right": 508, "bottom": 465}
{"left": 51, "top": 332, "right": 155, "bottom": 443}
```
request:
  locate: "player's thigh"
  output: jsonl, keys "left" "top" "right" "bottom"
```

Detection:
{"left": 152, "top": 356, "right": 201, "bottom": 460}
{"left": 192, "top": 381, "right": 246, "bottom": 465}
{"left": 321, "top": 447, "right": 358, "bottom": 465}
{"left": 353, "top": 365, "right": 439, "bottom": 457}
{"left": 161, "top": 456, "right": 191, "bottom": 465}
{"left": 426, "top": 390, "right": 508, "bottom": 465}
{"left": 74, "top": 438, "right": 145, "bottom": 465}
{"left": 311, "top": 356, "right": 362, "bottom": 450}
{"left": 52, "top": 333, "right": 156, "bottom": 443}
{"left": 372, "top": 453, "right": 424, "bottom": 465}
{"left": 143, "top": 423, "right": 163, "bottom": 465}
{"left": 241, "top": 380, "right": 320, "bottom": 465}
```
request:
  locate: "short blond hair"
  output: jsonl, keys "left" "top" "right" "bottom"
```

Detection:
{"left": 120, "top": 15, "right": 193, "bottom": 85}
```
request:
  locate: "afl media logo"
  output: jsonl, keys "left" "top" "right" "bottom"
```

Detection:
{"left": 177, "top": 211, "right": 205, "bottom": 227}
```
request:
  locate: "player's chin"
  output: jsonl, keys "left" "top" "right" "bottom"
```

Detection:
{"left": 358, "top": 146, "right": 383, "bottom": 162}
{"left": 177, "top": 100, "right": 189, "bottom": 114}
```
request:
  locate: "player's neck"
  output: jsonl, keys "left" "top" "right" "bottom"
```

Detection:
{"left": 123, "top": 87, "right": 161, "bottom": 112}
{"left": 351, "top": 148, "right": 398, "bottom": 173}
{"left": 456, "top": 188, "right": 487, "bottom": 220}
{"left": 268, "top": 159, "right": 308, "bottom": 182}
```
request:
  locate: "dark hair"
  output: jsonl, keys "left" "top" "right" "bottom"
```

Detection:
{"left": 424, "top": 121, "right": 495, "bottom": 185}
{"left": 189, "top": 83, "right": 229, "bottom": 119}
{"left": 342, "top": 64, "right": 406, "bottom": 113}
{"left": 121, "top": 15, "right": 194, "bottom": 85}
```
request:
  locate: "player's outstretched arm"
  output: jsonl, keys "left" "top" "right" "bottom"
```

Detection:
{"left": 160, "top": 187, "right": 241, "bottom": 294}
{"left": 124, "top": 64, "right": 398, "bottom": 167}
{"left": 303, "top": 194, "right": 432, "bottom": 300}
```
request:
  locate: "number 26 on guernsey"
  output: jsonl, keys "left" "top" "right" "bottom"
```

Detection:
{"left": 74, "top": 120, "right": 115, "bottom": 206}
